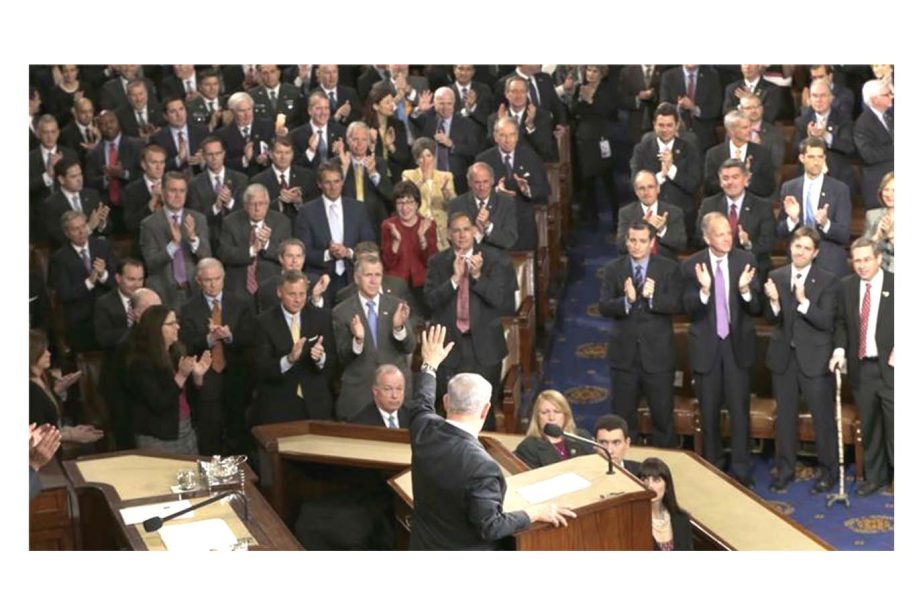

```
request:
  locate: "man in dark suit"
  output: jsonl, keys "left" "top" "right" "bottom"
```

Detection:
{"left": 179, "top": 258, "right": 257, "bottom": 456}
{"left": 450, "top": 65, "right": 495, "bottom": 136}
{"left": 123, "top": 144, "right": 166, "bottom": 234}
{"left": 186, "top": 69, "right": 228, "bottom": 131}
{"left": 447, "top": 162, "right": 518, "bottom": 251}
{"left": 44, "top": 158, "right": 109, "bottom": 247}
{"left": 295, "top": 162, "right": 376, "bottom": 304}
{"left": 332, "top": 256, "right": 415, "bottom": 421}
{"left": 29, "top": 115, "right": 78, "bottom": 243}
{"left": 250, "top": 135, "right": 319, "bottom": 225}
{"left": 409, "top": 325, "right": 573, "bottom": 549}
{"left": 333, "top": 241, "right": 413, "bottom": 307}
{"left": 703, "top": 111, "right": 775, "bottom": 199}
{"left": 486, "top": 76, "right": 558, "bottom": 163}
{"left": 215, "top": 92, "right": 275, "bottom": 177}
{"left": 424, "top": 212, "right": 514, "bottom": 431}
{"left": 150, "top": 97, "right": 208, "bottom": 174}
{"left": 681, "top": 212, "right": 762, "bottom": 486}
{"left": 337, "top": 121, "right": 393, "bottom": 240}
{"left": 253, "top": 270, "right": 336, "bottom": 425}
{"left": 115, "top": 79, "right": 165, "bottom": 140}
{"left": 630, "top": 103, "right": 702, "bottom": 240}
{"left": 411, "top": 87, "right": 482, "bottom": 195}
{"left": 793, "top": 80, "right": 856, "bottom": 192}
{"left": 831, "top": 238, "right": 894, "bottom": 497}
{"left": 257, "top": 238, "right": 329, "bottom": 314}
{"left": 289, "top": 91, "right": 347, "bottom": 170}
{"left": 217, "top": 183, "right": 291, "bottom": 302}
{"left": 495, "top": 65, "right": 567, "bottom": 129}
{"left": 315, "top": 64, "right": 362, "bottom": 127}
{"left": 777, "top": 137, "right": 852, "bottom": 278}
{"left": 158, "top": 64, "right": 200, "bottom": 103}
{"left": 615, "top": 171, "right": 687, "bottom": 261}
{"left": 802, "top": 65, "right": 855, "bottom": 121}
{"left": 356, "top": 65, "right": 391, "bottom": 102}
{"left": 594, "top": 414, "right": 642, "bottom": 476}
{"left": 599, "top": 222, "right": 681, "bottom": 446}
{"left": 48, "top": 211, "right": 117, "bottom": 353}
{"left": 475, "top": 117, "right": 550, "bottom": 251}
{"left": 659, "top": 65, "right": 722, "bottom": 152}
{"left": 248, "top": 64, "right": 303, "bottom": 127}
{"left": 84, "top": 111, "right": 144, "bottom": 234}
{"left": 854, "top": 80, "right": 894, "bottom": 209}
{"left": 59, "top": 98, "right": 100, "bottom": 167}
{"left": 722, "top": 65, "right": 783, "bottom": 123}
{"left": 763, "top": 227, "right": 839, "bottom": 494}
{"left": 617, "top": 64, "right": 662, "bottom": 144}
{"left": 139, "top": 172, "right": 212, "bottom": 311}
{"left": 186, "top": 136, "right": 248, "bottom": 249}
{"left": 738, "top": 93, "right": 785, "bottom": 171}
{"left": 696, "top": 159, "right": 775, "bottom": 283}
{"left": 98, "top": 65, "right": 158, "bottom": 112}
{"left": 349, "top": 364, "right": 410, "bottom": 428}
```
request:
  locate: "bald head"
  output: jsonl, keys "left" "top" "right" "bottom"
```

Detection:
{"left": 130, "top": 288, "right": 162, "bottom": 319}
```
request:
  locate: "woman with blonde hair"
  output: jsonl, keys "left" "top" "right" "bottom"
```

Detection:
{"left": 401, "top": 137, "right": 456, "bottom": 250}
{"left": 514, "top": 390, "right": 595, "bottom": 468}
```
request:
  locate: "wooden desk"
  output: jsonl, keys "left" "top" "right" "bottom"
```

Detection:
{"left": 30, "top": 459, "right": 79, "bottom": 550}
{"left": 626, "top": 446, "right": 832, "bottom": 550}
{"left": 64, "top": 451, "right": 301, "bottom": 551}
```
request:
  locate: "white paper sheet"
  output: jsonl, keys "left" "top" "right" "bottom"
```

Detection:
{"left": 158, "top": 518, "right": 239, "bottom": 551}
{"left": 516, "top": 472, "right": 591, "bottom": 505}
{"left": 120, "top": 500, "right": 193, "bottom": 526}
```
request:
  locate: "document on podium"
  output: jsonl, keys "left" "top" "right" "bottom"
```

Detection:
{"left": 516, "top": 472, "right": 591, "bottom": 504}
{"left": 158, "top": 518, "right": 238, "bottom": 551}
{"left": 120, "top": 500, "right": 193, "bottom": 526}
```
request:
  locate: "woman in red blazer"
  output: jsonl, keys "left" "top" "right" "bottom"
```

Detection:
{"left": 381, "top": 181, "right": 437, "bottom": 318}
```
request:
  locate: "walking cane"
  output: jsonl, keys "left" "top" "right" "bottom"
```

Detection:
{"left": 826, "top": 366, "right": 850, "bottom": 508}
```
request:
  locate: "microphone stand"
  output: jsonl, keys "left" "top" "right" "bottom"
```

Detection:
{"left": 543, "top": 425, "right": 615, "bottom": 474}
{"left": 142, "top": 487, "right": 248, "bottom": 532}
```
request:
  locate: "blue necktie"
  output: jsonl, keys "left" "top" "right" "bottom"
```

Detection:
{"left": 366, "top": 300, "right": 378, "bottom": 348}
{"left": 634, "top": 264, "right": 644, "bottom": 294}
{"left": 804, "top": 186, "right": 815, "bottom": 228}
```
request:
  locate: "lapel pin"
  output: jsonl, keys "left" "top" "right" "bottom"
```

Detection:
{"left": 883, "top": 291, "right": 890, "bottom": 298}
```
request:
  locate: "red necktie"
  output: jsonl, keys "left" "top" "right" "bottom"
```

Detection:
{"left": 858, "top": 282, "right": 871, "bottom": 358}
{"left": 246, "top": 224, "right": 259, "bottom": 295}
{"left": 210, "top": 300, "right": 226, "bottom": 373}
{"left": 107, "top": 143, "right": 121, "bottom": 206}
{"left": 729, "top": 203, "right": 739, "bottom": 240}
{"left": 279, "top": 174, "right": 288, "bottom": 190}
{"left": 455, "top": 259, "right": 470, "bottom": 333}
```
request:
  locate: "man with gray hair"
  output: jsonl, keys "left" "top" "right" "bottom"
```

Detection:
{"left": 215, "top": 91, "right": 275, "bottom": 177}
{"left": 793, "top": 79, "right": 856, "bottom": 192}
{"left": 411, "top": 86, "right": 482, "bottom": 194}
{"left": 337, "top": 120, "right": 393, "bottom": 238}
{"left": 348, "top": 364, "right": 409, "bottom": 428}
{"left": 703, "top": 110, "right": 776, "bottom": 199}
{"left": 447, "top": 162, "right": 518, "bottom": 251}
{"left": 408, "top": 326, "right": 576, "bottom": 550}
{"left": 854, "top": 80, "right": 894, "bottom": 209}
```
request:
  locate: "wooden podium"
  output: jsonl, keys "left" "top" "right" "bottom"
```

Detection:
{"left": 390, "top": 454, "right": 654, "bottom": 550}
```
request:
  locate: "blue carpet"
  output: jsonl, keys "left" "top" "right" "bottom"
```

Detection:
{"left": 540, "top": 209, "right": 894, "bottom": 551}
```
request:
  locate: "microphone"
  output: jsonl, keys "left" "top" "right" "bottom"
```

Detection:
{"left": 543, "top": 424, "right": 615, "bottom": 475}
{"left": 142, "top": 489, "right": 246, "bottom": 533}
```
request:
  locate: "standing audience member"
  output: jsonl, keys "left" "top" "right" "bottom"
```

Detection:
{"left": 381, "top": 181, "right": 437, "bottom": 316}
{"left": 402, "top": 137, "right": 457, "bottom": 250}
{"left": 659, "top": 64, "right": 722, "bottom": 152}
{"left": 854, "top": 79, "right": 894, "bottom": 209}
{"left": 615, "top": 171, "right": 687, "bottom": 261}
{"left": 570, "top": 65, "right": 619, "bottom": 223}
{"left": 447, "top": 162, "right": 519, "bottom": 252}
{"left": 863, "top": 173, "right": 895, "bottom": 272}
{"left": 703, "top": 110, "right": 776, "bottom": 199}
{"left": 793, "top": 79, "right": 856, "bottom": 192}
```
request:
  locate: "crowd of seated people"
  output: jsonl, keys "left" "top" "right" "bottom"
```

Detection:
{"left": 27, "top": 65, "right": 894, "bottom": 529}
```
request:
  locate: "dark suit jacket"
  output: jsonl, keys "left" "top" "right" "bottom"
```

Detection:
{"left": 485, "top": 107, "right": 558, "bottom": 163}
{"left": 696, "top": 191, "right": 775, "bottom": 280}
{"left": 248, "top": 83, "right": 303, "bottom": 126}
{"left": 722, "top": 77, "right": 783, "bottom": 123}
{"left": 615, "top": 201, "right": 687, "bottom": 261}
{"left": 853, "top": 110, "right": 894, "bottom": 206}
{"left": 450, "top": 80, "right": 494, "bottom": 134}
{"left": 215, "top": 119, "right": 275, "bottom": 177}
{"left": 410, "top": 111, "right": 481, "bottom": 194}
{"left": 659, "top": 66, "right": 722, "bottom": 151}
{"left": 216, "top": 209, "right": 291, "bottom": 298}
{"left": 123, "top": 177, "right": 159, "bottom": 234}
{"left": 250, "top": 164, "right": 320, "bottom": 224}
{"left": 43, "top": 188, "right": 105, "bottom": 247}
{"left": 617, "top": 65, "right": 662, "bottom": 143}
{"left": 777, "top": 175, "right": 852, "bottom": 278}
{"left": 125, "top": 356, "right": 187, "bottom": 440}
{"left": 93, "top": 288, "right": 130, "bottom": 350}
{"left": 314, "top": 85, "right": 362, "bottom": 126}
{"left": 84, "top": 135, "right": 145, "bottom": 206}
{"left": 331, "top": 292, "right": 416, "bottom": 420}
{"left": 681, "top": 248, "right": 763, "bottom": 372}
{"left": 48, "top": 238, "right": 117, "bottom": 352}
{"left": 29, "top": 145, "right": 78, "bottom": 220}
{"left": 495, "top": 70, "right": 567, "bottom": 127}
{"left": 294, "top": 197, "right": 375, "bottom": 279}
{"left": 447, "top": 191, "right": 519, "bottom": 251}
{"left": 150, "top": 123, "right": 209, "bottom": 172}
{"left": 99, "top": 76, "right": 159, "bottom": 111}
{"left": 793, "top": 107, "right": 856, "bottom": 187}
{"left": 408, "top": 372, "right": 531, "bottom": 550}
{"left": 654, "top": 510, "right": 693, "bottom": 551}
{"left": 569, "top": 76, "right": 619, "bottom": 177}
{"left": 338, "top": 157, "right": 393, "bottom": 240}
{"left": 424, "top": 246, "right": 511, "bottom": 369}
{"left": 289, "top": 121, "right": 347, "bottom": 169}
{"left": 513, "top": 432, "right": 596, "bottom": 469}
{"left": 599, "top": 254, "right": 680, "bottom": 371}
{"left": 372, "top": 116, "right": 413, "bottom": 181}
{"left": 186, "top": 167, "right": 249, "bottom": 248}
{"left": 115, "top": 103, "right": 166, "bottom": 139}
{"left": 764, "top": 264, "right": 838, "bottom": 377}
{"left": 186, "top": 95, "right": 230, "bottom": 129}
{"left": 834, "top": 270, "right": 894, "bottom": 393}
{"left": 629, "top": 136, "right": 702, "bottom": 213}
{"left": 703, "top": 141, "right": 776, "bottom": 198}
{"left": 349, "top": 402, "right": 409, "bottom": 429}
{"left": 59, "top": 121, "right": 96, "bottom": 166}
{"left": 178, "top": 291, "right": 256, "bottom": 371}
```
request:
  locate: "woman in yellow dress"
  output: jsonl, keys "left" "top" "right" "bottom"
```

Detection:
{"left": 401, "top": 137, "right": 456, "bottom": 250}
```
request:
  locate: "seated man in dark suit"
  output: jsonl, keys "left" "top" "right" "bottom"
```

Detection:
{"left": 599, "top": 222, "right": 681, "bottom": 446}
{"left": 408, "top": 325, "right": 574, "bottom": 550}
{"left": 83, "top": 110, "right": 144, "bottom": 234}
{"left": 410, "top": 87, "right": 481, "bottom": 195}
{"left": 257, "top": 238, "right": 329, "bottom": 314}
{"left": 150, "top": 96, "right": 208, "bottom": 174}
{"left": 217, "top": 183, "right": 292, "bottom": 302}
{"left": 215, "top": 92, "right": 276, "bottom": 177}
{"left": 334, "top": 241, "right": 413, "bottom": 307}
{"left": 289, "top": 91, "right": 347, "bottom": 170}
{"left": 793, "top": 79, "right": 856, "bottom": 192}
{"left": 486, "top": 75, "right": 557, "bottom": 163}
{"left": 854, "top": 80, "right": 894, "bottom": 209}
{"left": 616, "top": 171, "right": 687, "bottom": 261}
{"left": 123, "top": 143, "right": 166, "bottom": 234}
{"left": 250, "top": 135, "right": 319, "bottom": 225}
{"left": 722, "top": 65, "right": 783, "bottom": 123}
{"left": 295, "top": 162, "right": 376, "bottom": 304}
{"left": 337, "top": 121, "right": 394, "bottom": 240}
{"left": 703, "top": 111, "right": 775, "bottom": 199}
{"left": 314, "top": 64, "right": 362, "bottom": 127}
{"left": 447, "top": 162, "right": 518, "bottom": 251}
{"left": 186, "top": 135, "right": 249, "bottom": 250}
{"left": 696, "top": 159, "right": 775, "bottom": 283}
{"left": 349, "top": 364, "right": 410, "bottom": 428}
{"left": 594, "top": 414, "right": 641, "bottom": 476}
{"left": 115, "top": 78, "right": 165, "bottom": 141}
{"left": 253, "top": 270, "right": 336, "bottom": 425}
{"left": 48, "top": 210, "right": 117, "bottom": 353}
{"left": 44, "top": 158, "right": 109, "bottom": 248}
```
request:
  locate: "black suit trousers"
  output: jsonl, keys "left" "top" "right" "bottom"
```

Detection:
{"left": 856, "top": 359, "right": 894, "bottom": 485}
{"left": 610, "top": 349, "right": 675, "bottom": 447}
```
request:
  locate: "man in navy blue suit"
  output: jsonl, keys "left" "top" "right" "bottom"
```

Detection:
{"left": 151, "top": 96, "right": 208, "bottom": 173}
{"left": 294, "top": 161, "right": 375, "bottom": 304}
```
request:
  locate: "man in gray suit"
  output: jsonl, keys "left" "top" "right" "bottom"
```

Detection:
{"left": 139, "top": 171, "right": 211, "bottom": 311}
{"left": 332, "top": 254, "right": 415, "bottom": 420}
{"left": 447, "top": 162, "right": 518, "bottom": 251}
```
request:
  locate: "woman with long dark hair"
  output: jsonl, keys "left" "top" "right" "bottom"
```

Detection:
{"left": 363, "top": 81, "right": 413, "bottom": 181}
{"left": 126, "top": 305, "right": 211, "bottom": 455}
{"left": 637, "top": 457, "right": 694, "bottom": 551}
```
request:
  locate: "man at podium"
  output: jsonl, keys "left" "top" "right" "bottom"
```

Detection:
{"left": 408, "top": 325, "right": 575, "bottom": 550}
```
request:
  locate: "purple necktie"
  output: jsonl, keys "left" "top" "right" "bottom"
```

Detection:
{"left": 171, "top": 214, "right": 188, "bottom": 285}
{"left": 436, "top": 120, "right": 449, "bottom": 171}
{"left": 80, "top": 248, "right": 92, "bottom": 274}
{"left": 714, "top": 260, "right": 729, "bottom": 339}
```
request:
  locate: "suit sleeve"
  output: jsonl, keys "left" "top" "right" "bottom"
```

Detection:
{"left": 598, "top": 264, "right": 629, "bottom": 318}
{"left": 469, "top": 258, "right": 509, "bottom": 309}
{"left": 854, "top": 118, "right": 893, "bottom": 165}
{"left": 748, "top": 202, "right": 776, "bottom": 259}
{"left": 424, "top": 258, "right": 457, "bottom": 311}
{"left": 660, "top": 208, "right": 688, "bottom": 254}
{"left": 819, "top": 193, "right": 852, "bottom": 247}
{"left": 466, "top": 468, "right": 531, "bottom": 541}
{"left": 217, "top": 222, "right": 252, "bottom": 266}
{"left": 801, "top": 277, "right": 837, "bottom": 333}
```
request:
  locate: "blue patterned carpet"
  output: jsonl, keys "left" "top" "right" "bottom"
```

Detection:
{"left": 539, "top": 210, "right": 894, "bottom": 551}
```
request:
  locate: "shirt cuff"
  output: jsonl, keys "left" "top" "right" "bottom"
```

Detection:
{"left": 833, "top": 348, "right": 845, "bottom": 359}
{"left": 189, "top": 237, "right": 200, "bottom": 253}
{"left": 311, "top": 296, "right": 324, "bottom": 308}
{"left": 655, "top": 171, "right": 667, "bottom": 185}
{"left": 393, "top": 326, "right": 407, "bottom": 341}
{"left": 43, "top": 172, "right": 53, "bottom": 187}
{"left": 280, "top": 356, "right": 293, "bottom": 373}
{"left": 316, "top": 351, "right": 326, "bottom": 370}
{"left": 786, "top": 217, "right": 797, "bottom": 232}
{"left": 770, "top": 300, "right": 781, "bottom": 316}
{"left": 656, "top": 226, "right": 667, "bottom": 238}
{"left": 352, "top": 338, "right": 364, "bottom": 354}
{"left": 370, "top": 172, "right": 381, "bottom": 186}
{"left": 84, "top": 278, "right": 96, "bottom": 291}
{"left": 451, "top": 279, "right": 459, "bottom": 291}
{"left": 797, "top": 299, "right": 810, "bottom": 314}
{"left": 167, "top": 242, "right": 180, "bottom": 258}
{"left": 98, "top": 270, "right": 109, "bottom": 284}
{"left": 485, "top": 222, "right": 494, "bottom": 236}
{"left": 699, "top": 289, "right": 709, "bottom": 304}
{"left": 324, "top": 249, "right": 332, "bottom": 262}
{"left": 820, "top": 219, "right": 831, "bottom": 234}
{"left": 740, "top": 290, "right": 752, "bottom": 302}
{"left": 666, "top": 165, "right": 677, "bottom": 180}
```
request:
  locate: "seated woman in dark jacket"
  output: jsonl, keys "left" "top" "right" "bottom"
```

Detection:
{"left": 125, "top": 305, "right": 211, "bottom": 455}
{"left": 638, "top": 457, "right": 694, "bottom": 551}
{"left": 514, "top": 390, "right": 596, "bottom": 468}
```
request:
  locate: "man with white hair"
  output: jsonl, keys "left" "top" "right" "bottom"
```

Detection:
{"left": 411, "top": 86, "right": 482, "bottom": 194}
{"left": 408, "top": 326, "right": 576, "bottom": 550}
{"left": 854, "top": 80, "right": 894, "bottom": 209}
{"left": 215, "top": 91, "right": 275, "bottom": 177}
{"left": 703, "top": 110, "right": 775, "bottom": 199}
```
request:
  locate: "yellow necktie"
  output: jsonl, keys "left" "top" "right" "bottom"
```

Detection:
{"left": 290, "top": 316, "right": 303, "bottom": 398}
{"left": 355, "top": 164, "right": 365, "bottom": 201}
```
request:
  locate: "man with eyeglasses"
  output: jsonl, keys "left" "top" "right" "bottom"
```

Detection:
{"left": 794, "top": 80, "right": 857, "bottom": 193}
{"left": 854, "top": 80, "right": 894, "bottom": 209}
{"left": 738, "top": 92, "right": 784, "bottom": 170}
